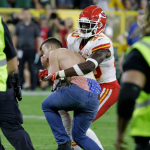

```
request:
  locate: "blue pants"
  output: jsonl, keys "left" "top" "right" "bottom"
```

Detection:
{"left": 42, "top": 84, "right": 102, "bottom": 150}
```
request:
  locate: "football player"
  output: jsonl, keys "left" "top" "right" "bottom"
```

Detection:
{"left": 48, "top": 5, "right": 120, "bottom": 150}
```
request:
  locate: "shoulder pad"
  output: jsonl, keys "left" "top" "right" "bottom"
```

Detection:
{"left": 67, "top": 30, "right": 79, "bottom": 45}
{"left": 90, "top": 34, "right": 111, "bottom": 52}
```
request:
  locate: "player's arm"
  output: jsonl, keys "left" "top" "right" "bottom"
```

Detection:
{"left": 54, "top": 49, "right": 109, "bottom": 79}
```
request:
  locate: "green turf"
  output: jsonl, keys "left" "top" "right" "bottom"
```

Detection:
{"left": 0, "top": 95, "right": 135, "bottom": 150}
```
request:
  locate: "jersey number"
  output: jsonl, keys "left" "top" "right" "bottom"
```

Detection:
{"left": 94, "top": 66, "right": 102, "bottom": 79}
{"left": 72, "top": 31, "right": 79, "bottom": 37}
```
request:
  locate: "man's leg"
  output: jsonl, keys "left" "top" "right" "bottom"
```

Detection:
{"left": 42, "top": 91, "right": 71, "bottom": 149}
{"left": 72, "top": 111, "right": 102, "bottom": 150}
{"left": 42, "top": 84, "right": 101, "bottom": 150}
{"left": 58, "top": 110, "right": 81, "bottom": 150}
{"left": 1, "top": 122, "right": 34, "bottom": 150}
{"left": 0, "top": 88, "right": 34, "bottom": 150}
{"left": 59, "top": 111, "right": 103, "bottom": 150}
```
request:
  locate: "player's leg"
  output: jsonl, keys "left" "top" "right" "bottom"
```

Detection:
{"left": 93, "top": 85, "right": 120, "bottom": 122}
{"left": 85, "top": 83, "right": 120, "bottom": 149}
{"left": 58, "top": 110, "right": 72, "bottom": 137}
{"left": 86, "top": 128, "right": 104, "bottom": 150}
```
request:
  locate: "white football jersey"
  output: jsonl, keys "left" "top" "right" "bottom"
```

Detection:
{"left": 67, "top": 30, "right": 116, "bottom": 84}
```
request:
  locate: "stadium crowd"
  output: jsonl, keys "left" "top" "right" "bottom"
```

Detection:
{"left": 0, "top": 0, "right": 148, "bottom": 91}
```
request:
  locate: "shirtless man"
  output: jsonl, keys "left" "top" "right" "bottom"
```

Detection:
{"left": 39, "top": 37, "right": 102, "bottom": 150}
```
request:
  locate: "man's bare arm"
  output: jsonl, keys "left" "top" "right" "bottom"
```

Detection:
{"left": 57, "top": 49, "right": 109, "bottom": 77}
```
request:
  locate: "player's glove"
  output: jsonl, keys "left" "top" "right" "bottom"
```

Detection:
{"left": 38, "top": 69, "right": 48, "bottom": 81}
{"left": 49, "top": 70, "right": 65, "bottom": 83}
{"left": 50, "top": 71, "right": 59, "bottom": 83}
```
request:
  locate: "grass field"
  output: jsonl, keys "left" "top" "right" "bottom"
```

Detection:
{"left": 0, "top": 92, "right": 135, "bottom": 150}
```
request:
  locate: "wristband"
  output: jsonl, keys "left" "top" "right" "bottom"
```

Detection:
{"left": 58, "top": 70, "right": 66, "bottom": 78}
{"left": 73, "top": 64, "right": 84, "bottom": 76}
{"left": 86, "top": 58, "right": 98, "bottom": 68}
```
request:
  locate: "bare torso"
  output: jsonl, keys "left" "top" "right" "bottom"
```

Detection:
{"left": 48, "top": 48, "right": 96, "bottom": 80}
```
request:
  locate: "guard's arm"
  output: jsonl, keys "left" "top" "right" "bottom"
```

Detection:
{"left": 56, "top": 49, "right": 109, "bottom": 79}
{"left": 2, "top": 20, "right": 18, "bottom": 74}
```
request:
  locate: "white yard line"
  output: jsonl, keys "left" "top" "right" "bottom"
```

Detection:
{"left": 23, "top": 115, "right": 45, "bottom": 119}
{"left": 22, "top": 91, "right": 50, "bottom": 96}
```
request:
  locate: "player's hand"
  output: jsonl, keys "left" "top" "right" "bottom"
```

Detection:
{"left": 115, "top": 133, "right": 127, "bottom": 150}
{"left": 38, "top": 69, "right": 49, "bottom": 81}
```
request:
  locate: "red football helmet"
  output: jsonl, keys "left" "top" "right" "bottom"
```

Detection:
{"left": 77, "top": 5, "right": 107, "bottom": 39}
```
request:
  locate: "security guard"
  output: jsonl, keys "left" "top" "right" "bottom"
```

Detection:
{"left": 115, "top": 3, "right": 150, "bottom": 150}
{"left": 0, "top": 17, "right": 34, "bottom": 150}
{"left": 0, "top": 16, "right": 17, "bottom": 149}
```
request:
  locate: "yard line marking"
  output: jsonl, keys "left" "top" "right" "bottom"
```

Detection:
{"left": 22, "top": 91, "right": 50, "bottom": 96}
{"left": 23, "top": 115, "right": 45, "bottom": 119}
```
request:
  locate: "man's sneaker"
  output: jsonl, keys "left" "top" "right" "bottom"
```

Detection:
{"left": 57, "top": 140, "right": 72, "bottom": 150}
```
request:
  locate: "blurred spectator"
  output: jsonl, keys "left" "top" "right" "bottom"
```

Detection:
{"left": 15, "top": 0, "right": 31, "bottom": 8}
{"left": 38, "top": 14, "right": 49, "bottom": 90}
{"left": 53, "top": 17, "right": 74, "bottom": 47}
{"left": 140, "top": 0, "right": 147, "bottom": 10}
{"left": 127, "top": 9, "right": 144, "bottom": 46}
{"left": 73, "top": 0, "right": 94, "bottom": 9}
{"left": 13, "top": 8, "right": 40, "bottom": 90}
{"left": 117, "top": 32, "right": 129, "bottom": 71}
{"left": 56, "top": 0, "right": 73, "bottom": 9}
{"left": 0, "top": 0, "right": 32, "bottom": 8}
{"left": 108, "top": 0, "right": 125, "bottom": 10}
{"left": 122, "top": 0, "right": 139, "bottom": 10}
{"left": 39, "top": 14, "right": 49, "bottom": 44}
{"left": 33, "top": 0, "right": 56, "bottom": 9}
{"left": 94, "top": 0, "right": 112, "bottom": 11}
{"left": 136, "top": 0, "right": 148, "bottom": 10}
{"left": 7, "top": 23, "right": 15, "bottom": 37}
{"left": 23, "top": 63, "right": 31, "bottom": 89}
{"left": 0, "top": 0, "right": 9, "bottom": 7}
{"left": 122, "top": 0, "right": 132, "bottom": 10}
{"left": 7, "top": 0, "right": 16, "bottom": 7}
{"left": 47, "top": 9, "right": 62, "bottom": 43}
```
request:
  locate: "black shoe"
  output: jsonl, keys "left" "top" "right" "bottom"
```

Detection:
{"left": 57, "top": 140, "right": 72, "bottom": 150}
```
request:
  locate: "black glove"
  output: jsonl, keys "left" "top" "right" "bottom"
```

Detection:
{"left": 10, "top": 73, "right": 22, "bottom": 101}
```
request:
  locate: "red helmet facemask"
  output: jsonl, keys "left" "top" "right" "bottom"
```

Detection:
{"left": 77, "top": 6, "right": 107, "bottom": 39}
